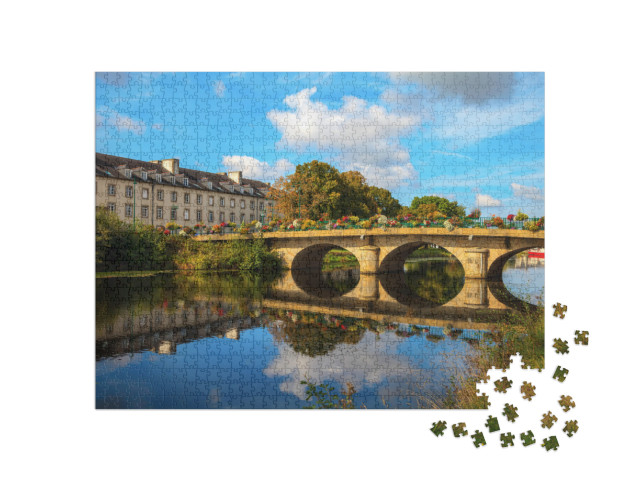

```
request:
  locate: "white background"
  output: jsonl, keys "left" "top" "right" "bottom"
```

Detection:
{"left": 2, "top": 1, "right": 639, "bottom": 480}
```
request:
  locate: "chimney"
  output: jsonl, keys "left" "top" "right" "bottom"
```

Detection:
{"left": 228, "top": 171, "right": 242, "bottom": 183}
{"left": 149, "top": 158, "right": 180, "bottom": 175}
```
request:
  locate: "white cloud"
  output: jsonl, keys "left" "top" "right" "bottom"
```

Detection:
{"left": 476, "top": 193, "right": 502, "bottom": 207}
{"left": 151, "top": 123, "right": 163, "bottom": 131}
{"left": 511, "top": 182, "right": 543, "bottom": 201}
{"left": 385, "top": 73, "right": 544, "bottom": 147}
{"left": 267, "top": 87, "right": 421, "bottom": 190}
{"left": 95, "top": 106, "right": 146, "bottom": 135}
{"left": 222, "top": 155, "right": 294, "bottom": 183}
{"left": 214, "top": 80, "right": 226, "bottom": 98}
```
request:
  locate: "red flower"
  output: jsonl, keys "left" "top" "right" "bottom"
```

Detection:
{"left": 507, "top": 214, "right": 515, "bottom": 221}
{"left": 163, "top": 229, "right": 170, "bottom": 235}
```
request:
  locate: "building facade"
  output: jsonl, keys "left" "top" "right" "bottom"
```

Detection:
{"left": 96, "top": 153, "right": 276, "bottom": 228}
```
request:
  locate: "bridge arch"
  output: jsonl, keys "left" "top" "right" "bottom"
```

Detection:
{"left": 290, "top": 244, "right": 361, "bottom": 298}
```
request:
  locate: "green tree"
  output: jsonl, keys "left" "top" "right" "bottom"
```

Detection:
{"left": 267, "top": 160, "right": 403, "bottom": 220}
{"left": 368, "top": 186, "right": 402, "bottom": 217}
{"left": 410, "top": 195, "right": 466, "bottom": 218}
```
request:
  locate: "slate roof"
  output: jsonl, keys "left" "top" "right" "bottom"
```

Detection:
{"left": 95, "top": 153, "right": 271, "bottom": 198}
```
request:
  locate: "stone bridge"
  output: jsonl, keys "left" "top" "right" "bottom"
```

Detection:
{"left": 199, "top": 227, "right": 544, "bottom": 281}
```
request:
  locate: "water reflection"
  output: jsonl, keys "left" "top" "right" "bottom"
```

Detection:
{"left": 96, "top": 258, "right": 543, "bottom": 409}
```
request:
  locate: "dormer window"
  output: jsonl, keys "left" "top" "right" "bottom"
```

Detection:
{"left": 207, "top": 182, "right": 212, "bottom": 189}
{"left": 141, "top": 172, "right": 148, "bottom": 181}
{"left": 125, "top": 169, "right": 132, "bottom": 178}
{"left": 170, "top": 176, "right": 175, "bottom": 184}
{"left": 156, "top": 174, "right": 162, "bottom": 183}
{"left": 239, "top": 187, "right": 244, "bottom": 194}
{"left": 183, "top": 178, "right": 189, "bottom": 187}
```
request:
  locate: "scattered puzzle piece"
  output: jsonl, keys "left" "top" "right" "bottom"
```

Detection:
{"left": 475, "top": 390, "right": 491, "bottom": 407}
{"left": 575, "top": 330, "right": 589, "bottom": 345}
{"left": 500, "top": 432, "right": 515, "bottom": 447}
{"left": 430, "top": 421, "right": 447, "bottom": 436}
{"left": 542, "top": 436, "right": 559, "bottom": 451}
{"left": 559, "top": 395, "right": 575, "bottom": 412}
{"left": 471, "top": 430, "right": 486, "bottom": 448}
{"left": 485, "top": 415, "right": 500, "bottom": 433}
{"left": 521, "top": 381, "right": 536, "bottom": 401}
{"left": 494, "top": 376, "right": 513, "bottom": 393}
{"left": 553, "top": 303, "right": 567, "bottom": 318}
{"left": 541, "top": 411, "right": 558, "bottom": 429}
{"left": 520, "top": 430, "right": 536, "bottom": 446}
{"left": 553, "top": 366, "right": 569, "bottom": 382}
{"left": 503, "top": 403, "right": 519, "bottom": 422}
{"left": 563, "top": 420, "right": 579, "bottom": 437}
{"left": 452, "top": 423, "right": 468, "bottom": 437}
{"left": 553, "top": 338, "right": 569, "bottom": 354}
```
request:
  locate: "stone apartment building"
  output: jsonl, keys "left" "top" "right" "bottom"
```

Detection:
{"left": 95, "top": 153, "right": 276, "bottom": 227}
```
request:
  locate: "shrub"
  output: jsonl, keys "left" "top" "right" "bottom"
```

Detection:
{"left": 493, "top": 217, "right": 504, "bottom": 229}
{"left": 377, "top": 215, "right": 388, "bottom": 225}
{"left": 449, "top": 216, "right": 462, "bottom": 226}
{"left": 515, "top": 210, "right": 528, "bottom": 221}
{"left": 524, "top": 221, "right": 540, "bottom": 232}
{"left": 359, "top": 220, "right": 372, "bottom": 229}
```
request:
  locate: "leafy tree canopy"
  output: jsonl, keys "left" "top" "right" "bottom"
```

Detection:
{"left": 267, "top": 160, "right": 402, "bottom": 220}
{"left": 410, "top": 195, "right": 466, "bottom": 218}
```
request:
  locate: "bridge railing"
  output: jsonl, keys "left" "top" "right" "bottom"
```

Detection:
{"left": 189, "top": 216, "right": 544, "bottom": 236}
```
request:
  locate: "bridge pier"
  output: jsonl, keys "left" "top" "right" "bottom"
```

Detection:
{"left": 461, "top": 248, "right": 489, "bottom": 279}
{"left": 352, "top": 246, "right": 380, "bottom": 275}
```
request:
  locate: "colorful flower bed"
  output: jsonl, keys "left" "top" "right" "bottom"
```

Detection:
{"left": 158, "top": 213, "right": 544, "bottom": 236}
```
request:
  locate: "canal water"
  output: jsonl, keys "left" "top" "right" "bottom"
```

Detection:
{"left": 96, "top": 255, "right": 544, "bottom": 409}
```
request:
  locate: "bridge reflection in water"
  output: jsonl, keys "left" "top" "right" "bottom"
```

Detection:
{"left": 96, "top": 266, "right": 533, "bottom": 360}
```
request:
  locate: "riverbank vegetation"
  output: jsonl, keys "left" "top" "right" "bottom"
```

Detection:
{"left": 96, "top": 209, "right": 281, "bottom": 273}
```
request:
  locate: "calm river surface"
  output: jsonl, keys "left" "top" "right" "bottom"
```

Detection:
{"left": 96, "top": 256, "right": 544, "bottom": 409}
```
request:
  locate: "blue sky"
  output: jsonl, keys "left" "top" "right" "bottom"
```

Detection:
{"left": 96, "top": 72, "right": 544, "bottom": 216}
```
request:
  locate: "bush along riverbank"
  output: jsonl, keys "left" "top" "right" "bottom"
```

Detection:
{"left": 96, "top": 209, "right": 282, "bottom": 273}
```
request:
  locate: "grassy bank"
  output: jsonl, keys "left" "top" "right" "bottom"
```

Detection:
{"left": 443, "top": 302, "right": 544, "bottom": 409}
{"left": 96, "top": 209, "right": 281, "bottom": 273}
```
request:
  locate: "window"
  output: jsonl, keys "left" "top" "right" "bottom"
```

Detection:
{"left": 250, "top": 214, "right": 255, "bottom": 222}
{"left": 219, "top": 213, "right": 225, "bottom": 222}
{"left": 196, "top": 210, "right": 202, "bottom": 221}
{"left": 170, "top": 176, "right": 175, "bottom": 184}
{"left": 239, "top": 187, "right": 244, "bottom": 194}
{"left": 230, "top": 213, "right": 235, "bottom": 222}
{"left": 108, "top": 184, "right": 116, "bottom": 195}
{"left": 184, "top": 193, "right": 190, "bottom": 203}
{"left": 197, "top": 194, "right": 202, "bottom": 205}
{"left": 142, "top": 188, "right": 149, "bottom": 199}
{"left": 157, "top": 190, "right": 164, "bottom": 201}
{"left": 171, "top": 191, "right": 177, "bottom": 202}
{"left": 207, "top": 182, "right": 213, "bottom": 189}
{"left": 183, "top": 178, "right": 189, "bottom": 186}
{"left": 141, "top": 172, "right": 148, "bottom": 181}
{"left": 240, "top": 214, "right": 245, "bottom": 223}
{"left": 125, "top": 169, "right": 132, "bottom": 178}
{"left": 156, "top": 174, "right": 162, "bottom": 183}
{"left": 125, "top": 204, "right": 133, "bottom": 217}
{"left": 157, "top": 207, "right": 164, "bottom": 219}
{"left": 184, "top": 209, "right": 190, "bottom": 220}
{"left": 141, "top": 206, "right": 149, "bottom": 218}
{"left": 250, "top": 200, "right": 255, "bottom": 209}
{"left": 208, "top": 196, "right": 214, "bottom": 206}
{"left": 108, "top": 203, "right": 116, "bottom": 212}
{"left": 219, "top": 197, "right": 225, "bottom": 207}
{"left": 125, "top": 186, "right": 133, "bottom": 198}
{"left": 230, "top": 199, "right": 235, "bottom": 208}
{"left": 240, "top": 200, "right": 245, "bottom": 209}
{"left": 259, "top": 202, "right": 264, "bottom": 211}
{"left": 170, "top": 208, "right": 177, "bottom": 220}
{"left": 208, "top": 211, "right": 214, "bottom": 222}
